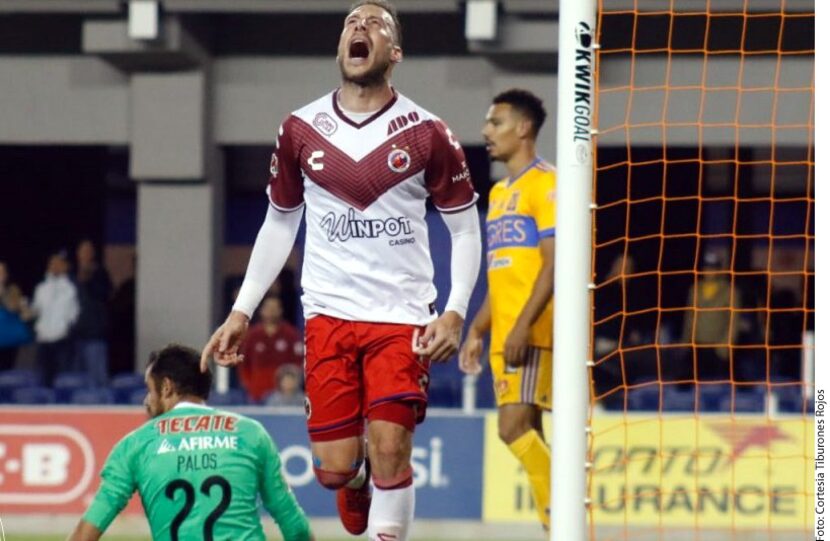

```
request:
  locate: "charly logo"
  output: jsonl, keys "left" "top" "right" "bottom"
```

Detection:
{"left": 387, "top": 147, "right": 411, "bottom": 173}
{"left": 506, "top": 192, "right": 520, "bottom": 212}
{"left": 573, "top": 21, "right": 594, "bottom": 164}
{"left": 307, "top": 150, "right": 324, "bottom": 171}
{"left": 313, "top": 112, "right": 338, "bottom": 136}
{"left": 320, "top": 208, "right": 413, "bottom": 242}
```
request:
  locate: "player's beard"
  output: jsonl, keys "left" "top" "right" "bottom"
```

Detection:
{"left": 339, "top": 56, "right": 390, "bottom": 88}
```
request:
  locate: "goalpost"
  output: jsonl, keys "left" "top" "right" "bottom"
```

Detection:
{"left": 553, "top": 1, "right": 814, "bottom": 540}
{"left": 552, "top": 1, "right": 597, "bottom": 540}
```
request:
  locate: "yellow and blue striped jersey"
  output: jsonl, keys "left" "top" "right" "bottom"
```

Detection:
{"left": 486, "top": 157, "right": 556, "bottom": 352}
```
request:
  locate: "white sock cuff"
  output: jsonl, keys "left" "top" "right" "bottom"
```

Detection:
{"left": 367, "top": 482, "right": 415, "bottom": 541}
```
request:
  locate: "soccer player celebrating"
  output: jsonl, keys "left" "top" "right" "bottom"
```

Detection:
{"left": 201, "top": 1, "right": 481, "bottom": 540}
{"left": 68, "top": 344, "right": 313, "bottom": 541}
{"left": 459, "top": 89, "right": 555, "bottom": 530}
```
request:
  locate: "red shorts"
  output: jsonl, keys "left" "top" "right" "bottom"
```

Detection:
{"left": 303, "top": 314, "right": 431, "bottom": 442}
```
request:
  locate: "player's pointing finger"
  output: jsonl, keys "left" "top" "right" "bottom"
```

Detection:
{"left": 200, "top": 332, "right": 219, "bottom": 372}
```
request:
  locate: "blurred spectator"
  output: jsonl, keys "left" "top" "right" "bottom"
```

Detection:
{"left": 32, "top": 250, "right": 79, "bottom": 386}
{"left": 680, "top": 250, "right": 740, "bottom": 382}
{"left": 594, "top": 253, "right": 653, "bottom": 355}
{"left": 264, "top": 364, "right": 305, "bottom": 407}
{"left": 0, "top": 262, "right": 33, "bottom": 370}
{"left": 267, "top": 268, "right": 300, "bottom": 326}
{"left": 72, "top": 239, "right": 112, "bottom": 386}
{"left": 769, "top": 286, "right": 803, "bottom": 382}
{"left": 593, "top": 253, "right": 658, "bottom": 389}
{"left": 238, "top": 296, "right": 303, "bottom": 403}
{"left": 108, "top": 254, "right": 136, "bottom": 376}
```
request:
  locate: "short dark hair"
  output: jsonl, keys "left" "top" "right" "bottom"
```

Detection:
{"left": 493, "top": 88, "right": 547, "bottom": 138}
{"left": 147, "top": 344, "right": 212, "bottom": 400}
{"left": 349, "top": 0, "right": 403, "bottom": 46}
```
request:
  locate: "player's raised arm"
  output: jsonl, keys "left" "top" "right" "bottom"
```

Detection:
{"left": 202, "top": 116, "right": 306, "bottom": 372}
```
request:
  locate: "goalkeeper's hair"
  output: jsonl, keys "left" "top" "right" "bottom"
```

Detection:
{"left": 493, "top": 88, "right": 547, "bottom": 138}
{"left": 349, "top": 0, "right": 403, "bottom": 47}
{"left": 147, "top": 344, "right": 212, "bottom": 400}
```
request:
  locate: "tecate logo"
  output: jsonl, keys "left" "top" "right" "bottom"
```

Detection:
{"left": 0, "top": 425, "right": 95, "bottom": 505}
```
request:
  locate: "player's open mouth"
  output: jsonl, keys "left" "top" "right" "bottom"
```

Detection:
{"left": 348, "top": 39, "right": 370, "bottom": 62}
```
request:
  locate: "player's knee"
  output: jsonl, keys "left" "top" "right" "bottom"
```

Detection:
{"left": 367, "top": 402, "right": 417, "bottom": 432}
{"left": 370, "top": 436, "right": 409, "bottom": 465}
{"left": 368, "top": 403, "right": 415, "bottom": 461}
{"left": 498, "top": 423, "right": 529, "bottom": 445}
{"left": 499, "top": 425, "right": 525, "bottom": 445}
{"left": 498, "top": 406, "right": 538, "bottom": 444}
{"left": 313, "top": 466, "right": 358, "bottom": 490}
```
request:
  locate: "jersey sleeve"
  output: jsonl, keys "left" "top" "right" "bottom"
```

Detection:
{"left": 82, "top": 435, "right": 137, "bottom": 532}
{"left": 424, "top": 119, "right": 478, "bottom": 212}
{"left": 533, "top": 171, "right": 557, "bottom": 239}
{"left": 268, "top": 115, "right": 305, "bottom": 212}
{"left": 257, "top": 424, "right": 312, "bottom": 541}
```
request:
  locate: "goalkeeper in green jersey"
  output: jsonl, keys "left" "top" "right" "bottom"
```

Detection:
{"left": 68, "top": 344, "right": 314, "bottom": 541}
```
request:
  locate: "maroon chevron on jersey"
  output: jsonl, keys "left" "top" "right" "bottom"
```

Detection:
{"left": 266, "top": 89, "right": 478, "bottom": 325}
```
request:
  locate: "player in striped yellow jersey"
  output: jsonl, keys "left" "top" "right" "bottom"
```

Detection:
{"left": 459, "top": 89, "right": 554, "bottom": 530}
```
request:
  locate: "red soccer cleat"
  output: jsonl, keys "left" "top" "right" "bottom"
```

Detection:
{"left": 336, "top": 459, "right": 372, "bottom": 535}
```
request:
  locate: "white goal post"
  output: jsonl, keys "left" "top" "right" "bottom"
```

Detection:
{"left": 551, "top": 0, "right": 598, "bottom": 540}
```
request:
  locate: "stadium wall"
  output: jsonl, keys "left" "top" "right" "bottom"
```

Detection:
{"left": 0, "top": 407, "right": 812, "bottom": 528}
{"left": 0, "top": 55, "right": 810, "bottom": 148}
{"left": 0, "top": 56, "right": 556, "bottom": 148}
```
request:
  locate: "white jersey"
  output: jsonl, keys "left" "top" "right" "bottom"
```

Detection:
{"left": 268, "top": 89, "right": 477, "bottom": 325}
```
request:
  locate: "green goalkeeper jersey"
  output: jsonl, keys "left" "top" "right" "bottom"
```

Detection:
{"left": 83, "top": 403, "right": 311, "bottom": 541}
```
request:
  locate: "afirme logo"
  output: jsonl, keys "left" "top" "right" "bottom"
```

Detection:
{"left": 0, "top": 425, "right": 95, "bottom": 505}
{"left": 156, "top": 436, "right": 239, "bottom": 455}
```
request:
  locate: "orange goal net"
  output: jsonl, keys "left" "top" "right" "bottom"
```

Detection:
{"left": 587, "top": 1, "right": 814, "bottom": 539}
